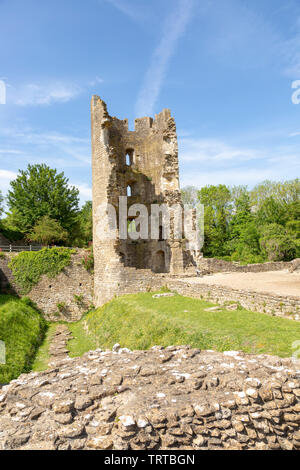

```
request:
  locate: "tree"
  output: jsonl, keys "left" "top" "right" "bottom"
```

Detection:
{"left": 198, "top": 185, "right": 232, "bottom": 257}
{"left": 68, "top": 201, "right": 93, "bottom": 247}
{"left": 259, "top": 224, "right": 297, "bottom": 261}
{"left": 7, "top": 164, "right": 79, "bottom": 233}
{"left": 256, "top": 197, "right": 286, "bottom": 226}
{"left": 181, "top": 186, "right": 199, "bottom": 208}
{"left": 0, "top": 190, "right": 3, "bottom": 217}
{"left": 28, "top": 216, "right": 68, "bottom": 246}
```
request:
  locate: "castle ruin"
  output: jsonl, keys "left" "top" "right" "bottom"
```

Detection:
{"left": 91, "top": 96, "right": 200, "bottom": 307}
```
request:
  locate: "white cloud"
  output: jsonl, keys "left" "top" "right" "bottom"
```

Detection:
{"left": 103, "top": 0, "right": 148, "bottom": 23}
{"left": 6, "top": 76, "right": 104, "bottom": 107}
{"left": 180, "top": 165, "right": 300, "bottom": 189}
{"left": 75, "top": 183, "right": 92, "bottom": 204}
{"left": 0, "top": 127, "right": 91, "bottom": 167}
{"left": 11, "top": 82, "right": 82, "bottom": 106}
{"left": 135, "top": 0, "right": 195, "bottom": 116}
{"left": 0, "top": 169, "right": 17, "bottom": 195}
{"left": 178, "top": 136, "right": 300, "bottom": 189}
{"left": 0, "top": 149, "right": 24, "bottom": 155}
{"left": 89, "top": 76, "right": 104, "bottom": 87}
{"left": 179, "top": 138, "right": 263, "bottom": 163}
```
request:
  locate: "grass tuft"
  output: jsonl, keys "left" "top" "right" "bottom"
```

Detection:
{"left": 68, "top": 292, "right": 300, "bottom": 358}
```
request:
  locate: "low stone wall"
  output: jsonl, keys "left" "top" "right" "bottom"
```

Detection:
{"left": 1, "top": 251, "right": 299, "bottom": 322}
{"left": 167, "top": 279, "right": 300, "bottom": 321}
{"left": 0, "top": 346, "right": 299, "bottom": 450}
{"left": 198, "top": 258, "right": 292, "bottom": 274}
{"left": 0, "top": 252, "right": 93, "bottom": 322}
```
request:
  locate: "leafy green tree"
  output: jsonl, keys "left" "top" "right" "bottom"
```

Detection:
{"left": 7, "top": 164, "right": 79, "bottom": 233}
{"left": 0, "top": 190, "right": 3, "bottom": 217}
{"left": 68, "top": 201, "right": 92, "bottom": 247}
{"left": 28, "top": 216, "right": 68, "bottom": 246}
{"left": 256, "top": 196, "right": 286, "bottom": 226}
{"left": 259, "top": 224, "right": 297, "bottom": 261}
{"left": 198, "top": 185, "right": 232, "bottom": 257}
{"left": 181, "top": 186, "right": 199, "bottom": 208}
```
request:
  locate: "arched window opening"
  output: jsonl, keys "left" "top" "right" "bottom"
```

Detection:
{"left": 126, "top": 149, "right": 134, "bottom": 166}
{"left": 127, "top": 182, "right": 138, "bottom": 197}
{"left": 128, "top": 219, "right": 137, "bottom": 234}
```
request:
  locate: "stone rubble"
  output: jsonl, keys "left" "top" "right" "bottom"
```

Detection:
{"left": 49, "top": 325, "right": 73, "bottom": 366}
{"left": 0, "top": 347, "right": 299, "bottom": 450}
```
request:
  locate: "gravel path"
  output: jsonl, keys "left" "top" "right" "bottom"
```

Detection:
{"left": 183, "top": 271, "right": 300, "bottom": 297}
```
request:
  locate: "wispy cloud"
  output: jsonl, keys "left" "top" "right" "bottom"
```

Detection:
{"left": 179, "top": 138, "right": 263, "bottom": 163}
{"left": 135, "top": 0, "right": 195, "bottom": 117}
{"left": 103, "top": 0, "right": 148, "bottom": 23}
{"left": 0, "top": 127, "right": 91, "bottom": 167}
{"left": 179, "top": 136, "right": 300, "bottom": 188}
{"left": 11, "top": 82, "right": 82, "bottom": 106}
{"left": 0, "top": 169, "right": 17, "bottom": 196}
{"left": 75, "top": 183, "right": 92, "bottom": 202}
{"left": 6, "top": 76, "right": 104, "bottom": 107}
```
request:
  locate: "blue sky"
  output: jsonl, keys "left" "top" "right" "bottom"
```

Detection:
{"left": 0, "top": 0, "right": 300, "bottom": 206}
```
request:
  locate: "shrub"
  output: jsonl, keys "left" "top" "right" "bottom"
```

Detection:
{"left": 9, "top": 247, "right": 75, "bottom": 294}
{"left": 82, "top": 246, "right": 94, "bottom": 273}
{"left": 0, "top": 296, "right": 46, "bottom": 383}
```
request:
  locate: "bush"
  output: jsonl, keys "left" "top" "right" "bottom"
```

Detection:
{"left": 9, "top": 247, "right": 75, "bottom": 294}
{"left": 259, "top": 224, "right": 297, "bottom": 261}
{"left": 81, "top": 246, "right": 94, "bottom": 273}
{"left": 0, "top": 296, "right": 46, "bottom": 383}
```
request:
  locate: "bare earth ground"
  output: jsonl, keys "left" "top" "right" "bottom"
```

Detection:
{"left": 183, "top": 270, "right": 300, "bottom": 297}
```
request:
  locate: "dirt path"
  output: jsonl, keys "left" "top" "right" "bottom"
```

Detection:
{"left": 48, "top": 325, "right": 73, "bottom": 367}
{"left": 183, "top": 270, "right": 300, "bottom": 297}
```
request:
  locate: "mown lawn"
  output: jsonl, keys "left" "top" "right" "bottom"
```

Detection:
{"left": 0, "top": 295, "right": 47, "bottom": 384}
{"left": 68, "top": 292, "right": 300, "bottom": 358}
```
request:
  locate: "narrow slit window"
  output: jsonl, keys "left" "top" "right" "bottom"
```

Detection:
{"left": 126, "top": 149, "right": 134, "bottom": 166}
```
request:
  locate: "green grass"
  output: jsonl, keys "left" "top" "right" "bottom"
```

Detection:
{"left": 31, "top": 323, "right": 58, "bottom": 372}
{"left": 68, "top": 292, "right": 300, "bottom": 359}
{"left": 0, "top": 295, "right": 47, "bottom": 384}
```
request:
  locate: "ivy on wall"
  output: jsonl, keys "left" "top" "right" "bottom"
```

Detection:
{"left": 8, "top": 247, "right": 75, "bottom": 294}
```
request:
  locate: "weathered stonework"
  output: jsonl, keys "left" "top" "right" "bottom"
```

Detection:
{"left": 197, "top": 258, "right": 294, "bottom": 275}
{"left": 0, "top": 346, "right": 299, "bottom": 450}
{"left": 166, "top": 279, "right": 300, "bottom": 321}
{"left": 0, "top": 252, "right": 93, "bottom": 322}
{"left": 91, "top": 96, "right": 199, "bottom": 308}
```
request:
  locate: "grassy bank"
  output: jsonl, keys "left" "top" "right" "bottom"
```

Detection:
{"left": 0, "top": 295, "right": 47, "bottom": 383}
{"left": 31, "top": 323, "right": 58, "bottom": 372}
{"left": 68, "top": 292, "right": 300, "bottom": 358}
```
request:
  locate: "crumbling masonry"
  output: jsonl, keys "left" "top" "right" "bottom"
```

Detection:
{"left": 91, "top": 96, "right": 200, "bottom": 307}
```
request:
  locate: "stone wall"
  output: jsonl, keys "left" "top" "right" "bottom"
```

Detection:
{"left": 198, "top": 258, "right": 293, "bottom": 274}
{"left": 1, "top": 346, "right": 299, "bottom": 450}
{"left": 0, "top": 252, "right": 93, "bottom": 322}
{"left": 166, "top": 279, "right": 300, "bottom": 321}
{"left": 1, "top": 249, "right": 299, "bottom": 322}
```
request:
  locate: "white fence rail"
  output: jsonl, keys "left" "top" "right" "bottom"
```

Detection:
{"left": 0, "top": 245, "right": 43, "bottom": 252}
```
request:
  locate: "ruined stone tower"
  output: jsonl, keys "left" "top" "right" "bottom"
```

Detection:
{"left": 91, "top": 96, "right": 199, "bottom": 307}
